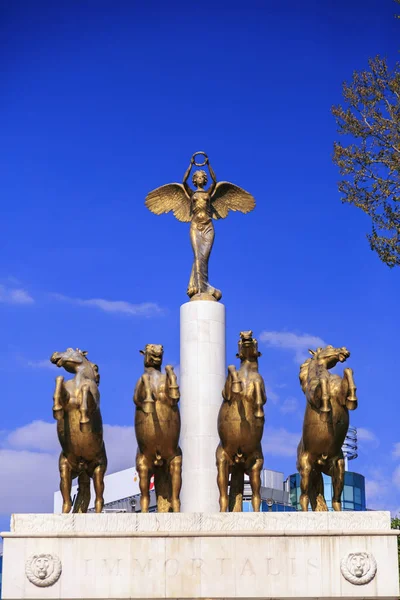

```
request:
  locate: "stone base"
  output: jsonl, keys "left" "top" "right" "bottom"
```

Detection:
{"left": 1, "top": 512, "right": 398, "bottom": 599}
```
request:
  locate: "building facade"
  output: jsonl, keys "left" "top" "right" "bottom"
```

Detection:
{"left": 54, "top": 467, "right": 295, "bottom": 513}
{"left": 286, "top": 471, "right": 366, "bottom": 511}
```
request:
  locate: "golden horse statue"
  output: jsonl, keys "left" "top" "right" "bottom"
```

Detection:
{"left": 216, "top": 331, "right": 267, "bottom": 512}
{"left": 297, "top": 345, "right": 358, "bottom": 511}
{"left": 50, "top": 348, "right": 107, "bottom": 513}
{"left": 134, "top": 344, "right": 182, "bottom": 512}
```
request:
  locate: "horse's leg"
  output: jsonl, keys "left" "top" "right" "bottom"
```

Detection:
{"left": 141, "top": 373, "right": 155, "bottom": 414}
{"left": 137, "top": 452, "right": 152, "bottom": 512}
{"left": 79, "top": 384, "right": 91, "bottom": 433}
{"left": 73, "top": 471, "right": 91, "bottom": 513}
{"left": 93, "top": 464, "right": 106, "bottom": 513}
{"left": 309, "top": 470, "right": 327, "bottom": 511}
{"left": 229, "top": 465, "right": 244, "bottom": 512}
{"left": 165, "top": 366, "right": 180, "bottom": 404}
{"left": 249, "top": 456, "right": 263, "bottom": 512}
{"left": 343, "top": 368, "right": 358, "bottom": 410}
{"left": 331, "top": 455, "right": 345, "bottom": 511}
{"left": 53, "top": 376, "right": 65, "bottom": 420}
{"left": 216, "top": 444, "right": 229, "bottom": 512}
{"left": 298, "top": 452, "right": 313, "bottom": 511}
{"left": 59, "top": 453, "right": 73, "bottom": 513}
{"left": 319, "top": 377, "right": 331, "bottom": 422}
{"left": 169, "top": 453, "right": 182, "bottom": 512}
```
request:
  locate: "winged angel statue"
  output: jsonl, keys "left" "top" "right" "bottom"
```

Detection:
{"left": 145, "top": 152, "right": 255, "bottom": 301}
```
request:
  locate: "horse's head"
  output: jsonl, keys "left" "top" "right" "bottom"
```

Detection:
{"left": 140, "top": 344, "right": 164, "bottom": 369}
{"left": 309, "top": 345, "right": 350, "bottom": 369}
{"left": 236, "top": 331, "right": 261, "bottom": 362}
{"left": 50, "top": 347, "right": 92, "bottom": 374}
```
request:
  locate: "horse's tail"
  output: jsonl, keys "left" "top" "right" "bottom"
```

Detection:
{"left": 229, "top": 464, "right": 245, "bottom": 512}
{"left": 154, "top": 465, "right": 171, "bottom": 512}
{"left": 73, "top": 471, "right": 91, "bottom": 513}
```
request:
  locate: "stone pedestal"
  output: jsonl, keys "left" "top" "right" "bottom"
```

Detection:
{"left": 1, "top": 512, "right": 398, "bottom": 599}
{"left": 180, "top": 301, "right": 225, "bottom": 513}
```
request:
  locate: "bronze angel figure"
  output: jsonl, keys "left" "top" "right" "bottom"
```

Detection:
{"left": 145, "top": 152, "right": 255, "bottom": 301}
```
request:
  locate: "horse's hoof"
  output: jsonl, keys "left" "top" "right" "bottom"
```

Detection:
{"left": 346, "top": 398, "right": 358, "bottom": 410}
{"left": 80, "top": 421, "right": 91, "bottom": 433}
{"left": 142, "top": 401, "right": 155, "bottom": 414}
{"left": 231, "top": 381, "right": 242, "bottom": 393}
{"left": 169, "top": 386, "right": 180, "bottom": 401}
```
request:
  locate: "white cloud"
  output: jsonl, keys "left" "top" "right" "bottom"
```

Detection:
{"left": 52, "top": 293, "right": 163, "bottom": 317}
{"left": 280, "top": 397, "right": 299, "bottom": 415}
{"left": 0, "top": 284, "right": 34, "bottom": 305}
{"left": 357, "top": 427, "right": 379, "bottom": 448}
{"left": 259, "top": 331, "right": 326, "bottom": 363}
{"left": 27, "top": 359, "right": 54, "bottom": 370}
{"left": 262, "top": 427, "right": 300, "bottom": 457}
{"left": 0, "top": 448, "right": 58, "bottom": 514}
{"left": 6, "top": 421, "right": 59, "bottom": 453}
{"left": 393, "top": 465, "right": 400, "bottom": 489}
{"left": 364, "top": 467, "right": 392, "bottom": 510}
{"left": 393, "top": 443, "right": 400, "bottom": 459}
{"left": 265, "top": 385, "right": 279, "bottom": 403}
{"left": 0, "top": 420, "right": 136, "bottom": 517}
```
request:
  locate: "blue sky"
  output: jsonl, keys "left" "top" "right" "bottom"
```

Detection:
{"left": 1, "top": 0, "right": 399, "bottom": 535}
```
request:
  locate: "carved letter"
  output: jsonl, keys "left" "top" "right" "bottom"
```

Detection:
{"left": 132, "top": 559, "right": 152, "bottom": 575}
{"left": 190, "top": 558, "right": 206, "bottom": 576}
{"left": 101, "top": 558, "right": 122, "bottom": 576}
{"left": 217, "top": 557, "right": 231, "bottom": 576}
{"left": 165, "top": 559, "right": 179, "bottom": 577}
{"left": 241, "top": 559, "right": 255, "bottom": 576}
{"left": 307, "top": 558, "right": 319, "bottom": 573}
{"left": 289, "top": 557, "right": 297, "bottom": 576}
{"left": 84, "top": 558, "right": 94, "bottom": 576}
{"left": 266, "top": 558, "right": 280, "bottom": 576}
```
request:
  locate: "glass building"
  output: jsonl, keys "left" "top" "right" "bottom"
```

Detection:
{"left": 287, "top": 471, "right": 366, "bottom": 511}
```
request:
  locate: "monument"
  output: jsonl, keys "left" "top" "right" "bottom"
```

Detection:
{"left": 0, "top": 152, "right": 398, "bottom": 599}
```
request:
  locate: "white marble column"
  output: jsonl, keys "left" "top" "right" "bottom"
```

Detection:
{"left": 180, "top": 301, "right": 226, "bottom": 513}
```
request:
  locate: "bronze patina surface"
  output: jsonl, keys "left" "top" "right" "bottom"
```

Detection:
{"left": 216, "top": 331, "right": 267, "bottom": 512}
{"left": 50, "top": 348, "right": 107, "bottom": 513}
{"left": 145, "top": 152, "right": 255, "bottom": 302}
{"left": 134, "top": 344, "right": 182, "bottom": 512}
{"left": 297, "top": 345, "right": 358, "bottom": 511}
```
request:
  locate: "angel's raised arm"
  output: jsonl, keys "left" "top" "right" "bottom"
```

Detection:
{"left": 208, "top": 161, "right": 217, "bottom": 196}
{"left": 183, "top": 159, "right": 194, "bottom": 197}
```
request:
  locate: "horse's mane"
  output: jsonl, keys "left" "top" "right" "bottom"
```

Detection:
{"left": 77, "top": 349, "right": 100, "bottom": 382}
{"left": 299, "top": 357, "right": 313, "bottom": 392}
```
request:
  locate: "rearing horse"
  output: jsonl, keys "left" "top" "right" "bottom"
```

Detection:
{"left": 297, "top": 345, "right": 357, "bottom": 511}
{"left": 216, "top": 331, "right": 267, "bottom": 512}
{"left": 134, "top": 344, "right": 182, "bottom": 512}
{"left": 50, "top": 347, "right": 107, "bottom": 513}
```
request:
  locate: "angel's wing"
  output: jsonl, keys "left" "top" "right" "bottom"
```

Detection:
{"left": 211, "top": 182, "right": 255, "bottom": 220}
{"left": 145, "top": 183, "right": 191, "bottom": 223}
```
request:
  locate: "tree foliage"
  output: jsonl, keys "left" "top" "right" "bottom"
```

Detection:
{"left": 332, "top": 56, "right": 400, "bottom": 267}
{"left": 391, "top": 516, "right": 400, "bottom": 579}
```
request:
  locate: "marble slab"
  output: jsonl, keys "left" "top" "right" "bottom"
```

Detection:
{"left": 1, "top": 512, "right": 398, "bottom": 599}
